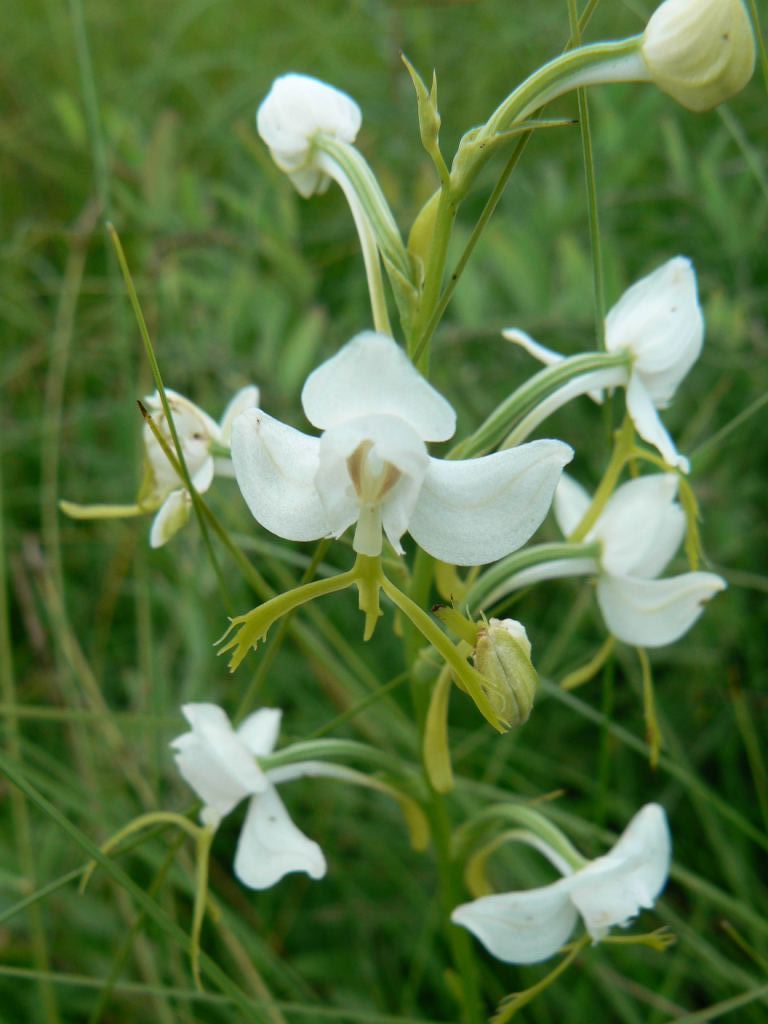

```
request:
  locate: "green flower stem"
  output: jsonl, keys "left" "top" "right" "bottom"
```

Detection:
{"left": 408, "top": 183, "right": 457, "bottom": 372}
{"left": 382, "top": 574, "right": 502, "bottom": 733}
{"left": 259, "top": 738, "right": 411, "bottom": 781}
{"left": 466, "top": 541, "right": 601, "bottom": 612}
{"left": 569, "top": 415, "right": 636, "bottom": 541}
{"left": 319, "top": 156, "right": 392, "bottom": 335}
{"left": 429, "top": 792, "right": 485, "bottom": 1024}
{"left": 412, "top": 134, "right": 531, "bottom": 368}
{"left": 315, "top": 136, "right": 411, "bottom": 283}
{"left": 384, "top": 572, "right": 485, "bottom": 1021}
{"left": 454, "top": 803, "right": 587, "bottom": 874}
{"left": 513, "top": 39, "right": 645, "bottom": 114}
{"left": 456, "top": 37, "right": 644, "bottom": 196}
{"left": 449, "top": 351, "right": 630, "bottom": 459}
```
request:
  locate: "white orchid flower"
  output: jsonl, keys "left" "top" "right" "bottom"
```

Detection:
{"left": 61, "top": 385, "right": 259, "bottom": 548}
{"left": 549, "top": 473, "right": 724, "bottom": 647}
{"left": 231, "top": 332, "right": 573, "bottom": 565}
{"left": 452, "top": 803, "right": 671, "bottom": 964}
{"left": 642, "top": 0, "right": 756, "bottom": 112}
{"left": 504, "top": 257, "right": 704, "bottom": 471}
{"left": 171, "top": 703, "right": 329, "bottom": 890}
{"left": 257, "top": 73, "right": 362, "bottom": 199}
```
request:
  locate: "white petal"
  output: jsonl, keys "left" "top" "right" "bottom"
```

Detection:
{"left": 191, "top": 455, "right": 215, "bottom": 494}
{"left": 236, "top": 708, "right": 282, "bottom": 758}
{"left": 480, "top": 558, "right": 598, "bottom": 610}
{"left": 605, "top": 257, "right": 703, "bottom": 405}
{"left": 596, "top": 571, "right": 726, "bottom": 647}
{"left": 219, "top": 385, "right": 261, "bottom": 446}
{"left": 231, "top": 408, "right": 329, "bottom": 542}
{"left": 569, "top": 804, "right": 671, "bottom": 939}
{"left": 170, "top": 703, "right": 268, "bottom": 825}
{"left": 451, "top": 882, "right": 579, "bottom": 965}
{"left": 554, "top": 474, "right": 592, "bottom": 538}
{"left": 626, "top": 375, "right": 689, "bottom": 472}
{"left": 234, "top": 786, "right": 327, "bottom": 890}
{"left": 502, "top": 327, "right": 565, "bottom": 367}
{"left": 316, "top": 414, "right": 428, "bottom": 554}
{"left": 256, "top": 73, "right": 361, "bottom": 183}
{"left": 408, "top": 440, "right": 573, "bottom": 566}
{"left": 301, "top": 332, "right": 456, "bottom": 441}
{"left": 149, "top": 490, "right": 191, "bottom": 548}
{"left": 631, "top": 504, "right": 686, "bottom": 579}
{"left": 595, "top": 475, "right": 679, "bottom": 576}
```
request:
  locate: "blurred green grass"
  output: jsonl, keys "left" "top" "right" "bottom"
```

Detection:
{"left": 2, "top": 0, "right": 767, "bottom": 1021}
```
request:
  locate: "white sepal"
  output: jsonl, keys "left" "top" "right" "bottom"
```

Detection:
{"left": 234, "top": 785, "right": 327, "bottom": 890}
{"left": 596, "top": 571, "right": 726, "bottom": 647}
{"left": 231, "top": 408, "right": 329, "bottom": 542}
{"left": 408, "top": 440, "right": 573, "bottom": 566}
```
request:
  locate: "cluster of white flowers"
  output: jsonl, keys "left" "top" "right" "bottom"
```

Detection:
{"left": 68, "top": 0, "right": 756, "bottom": 992}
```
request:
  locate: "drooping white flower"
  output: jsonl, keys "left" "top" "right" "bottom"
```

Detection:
{"left": 642, "top": 0, "right": 756, "bottom": 112}
{"left": 451, "top": 803, "right": 671, "bottom": 964}
{"left": 143, "top": 386, "right": 259, "bottom": 548}
{"left": 257, "top": 73, "right": 362, "bottom": 198}
{"left": 60, "top": 385, "right": 259, "bottom": 548}
{"left": 504, "top": 256, "right": 704, "bottom": 471}
{"left": 231, "top": 332, "right": 573, "bottom": 565}
{"left": 171, "top": 703, "right": 327, "bottom": 890}
{"left": 553, "top": 473, "right": 726, "bottom": 646}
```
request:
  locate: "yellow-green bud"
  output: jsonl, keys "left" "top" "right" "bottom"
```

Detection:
{"left": 472, "top": 618, "right": 537, "bottom": 728}
{"left": 642, "top": 0, "right": 756, "bottom": 112}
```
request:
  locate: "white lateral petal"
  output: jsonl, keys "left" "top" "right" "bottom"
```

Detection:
{"left": 597, "top": 571, "right": 726, "bottom": 647}
{"left": 502, "top": 327, "right": 565, "bottom": 367}
{"left": 596, "top": 475, "right": 679, "bottom": 577}
{"left": 569, "top": 803, "right": 671, "bottom": 939}
{"left": 219, "top": 385, "right": 261, "bottom": 445}
{"left": 191, "top": 455, "right": 215, "bottom": 494}
{"left": 234, "top": 786, "right": 327, "bottom": 890}
{"left": 170, "top": 703, "right": 268, "bottom": 825}
{"left": 316, "top": 414, "right": 428, "bottom": 553}
{"left": 149, "top": 490, "right": 191, "bottom": 548}
{"left": 626, "top": 375, "right": 689, "bottom": 472}
{"left": 301, "top": 332, "right": 456, "bottom": 441}
{"left": 605, "top": 257, "right": 703, "bottom": 405}
{"left": 554, "top": 474, "right": 592, "bottom": 538}
{"left": 231, "top": 408, "right": 329, "bottom": 542}
{"left": 237, "top": 708, "right": 282, "bottom": 758}
{"left": 451, "top": 882, "right": 579, "bottom": 965}
{"left": 408, "top": 440, "right": 573, "bottom": 566}
{"left": 632, "top": 504, "right": 686, "bottom": 579}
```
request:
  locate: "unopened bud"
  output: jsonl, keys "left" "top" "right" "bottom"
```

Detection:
{"left": 642, "top": 0, "right": 756, "bottom": 112}
{"left": 472, "top": 618, "right": 537, "bottom": 727}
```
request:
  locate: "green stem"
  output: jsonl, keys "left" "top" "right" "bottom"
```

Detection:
{"left": 108, "top": 224, "right": 229, "bottom": 604}
{"left": 385, "top": 574, "right": 485, "bottom": 1022}
{"left": 466, "top": 541, "right": 600, "bottom": 612}
{"left": 449, "top": 351, "right": 629, "bottom": 459}
{"left": 429, "top": 793, "right": 485, "bottom": 1024}
{"left": 567, "top": 0, "right": 606, "bottom": 349}
{"left": 569, "top": 415, "right": 636, "bottom": 541}
{"left": 409, "top": 184, "right": 457, "bottom": 371}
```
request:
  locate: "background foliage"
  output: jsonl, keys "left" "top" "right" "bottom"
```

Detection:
{"left": 2, "top": 0, "right": 767, "bottom": 1021}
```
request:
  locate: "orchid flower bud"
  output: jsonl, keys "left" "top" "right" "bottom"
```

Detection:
{"left": 642, "top": 0, "right": 756, "bottom": 111}
{"left": 472, "top": 618, "right": 537, "bottom": 727}
{"left": 256, "top": 73, "right": 362, "bottom": 198}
